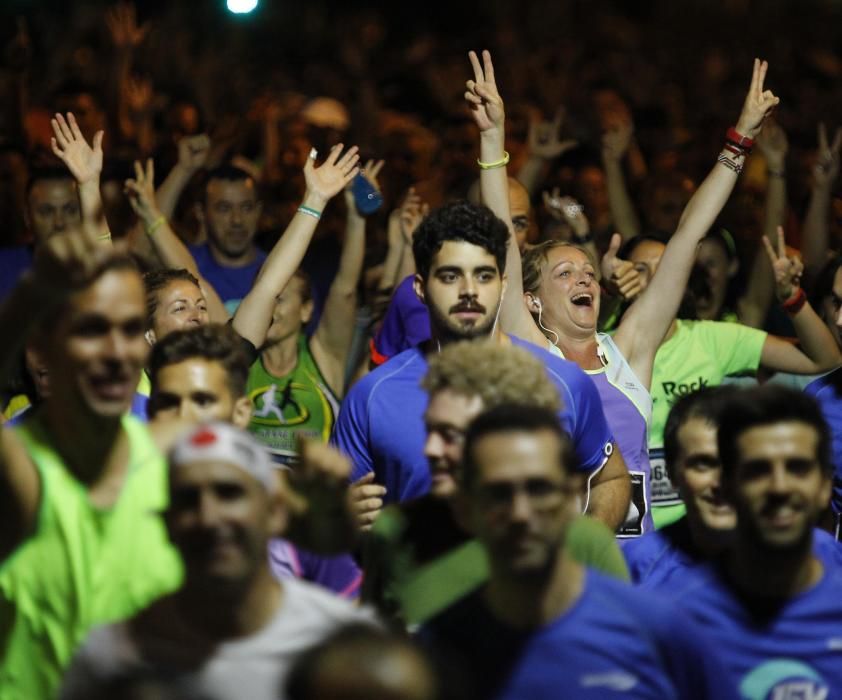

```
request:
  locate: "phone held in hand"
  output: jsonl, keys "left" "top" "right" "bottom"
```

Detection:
{"left": 352, "top": 173, "right": 383, "bottom": 215}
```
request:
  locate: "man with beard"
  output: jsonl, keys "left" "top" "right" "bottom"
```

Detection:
{"left": 332, "top": 198, "right": 628, "bottom": 531}
{"left": 60, "top": 422, "right": 374, "bottom": 700}
{"left": 362, "top": 340, "right": 628, "bottom": 627}
{"left": 666, "top": 385, "right": 842, "bottom": 698}
{"left": 191, "top": 165, "right": 266, "bottom": 312}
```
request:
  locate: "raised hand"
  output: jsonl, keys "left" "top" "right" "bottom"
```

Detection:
{"left": 528, "top": 108, "right": 578, "bottom": 161}
{"left": 50, "top": 113, "right": 104, "bottom": 186}
{"left": 177, "top": 133, "right": 211, "bottom": 172}
{"left": 762, "top": 226, "right": 804, "bottom": 302}
{"left": 600, "top": 232, "right": 643, "bottom": 302}
{"left": 398, "top": 187, "right": 429, "bottom": 245}
{"left": 602, "top": 120, "right": 634, "bottom": 162}
{"left": 735, "top": 59, "right": 780, "bottom": 139}
{"left": 465, "top": 50, "right": 504, "bottom": 134}
{"left": 105, "top": 1, "right": 149, "bottom": 50}
{"left": 32, "top": 222, "right": 116, "bottom": 299}
{"left": 755, "top": 119, "right": 788, "bottom": 171}
{"left": 123, "top": 75, "right": 154, "bottom": 117}
{"left": 124, "top": 159, "right": 160, "bottom": 225}
{"left": 813, "top": 122, "right": 842, "bottom": 187}
{"left": 304, "top": 143, "right": 360, "bottom": 205}
{"left": 543, "top": 189, "right": 590, "bottom": 239}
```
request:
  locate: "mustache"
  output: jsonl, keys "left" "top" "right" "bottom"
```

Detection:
{"left": 450, "top": 301, "right": 487, "bottom": 314}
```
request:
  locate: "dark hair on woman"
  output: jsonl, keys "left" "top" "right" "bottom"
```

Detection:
{"left": 810, "top": 255, "right": 842, "bottom": 315}
{"left": 143, "top": 269, "right": 201, "bottom": 329}
{"left": 412, "top": 200, "right": 508, "bottom": 281}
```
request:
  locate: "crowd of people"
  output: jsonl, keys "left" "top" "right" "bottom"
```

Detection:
{"left": 2, "top": 1, "right": 842, "bottom": 698}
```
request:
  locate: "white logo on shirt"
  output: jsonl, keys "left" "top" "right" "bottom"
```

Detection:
{"left": 827, "top": 638, "right": 842, "bottom": 651}
{"left": 579, "top": 672, "right": 638, "bottom": 691}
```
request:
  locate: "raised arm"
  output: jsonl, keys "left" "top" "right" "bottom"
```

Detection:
{"left": 614, "top": 59, "right": 779, "bottom": 388}
{"left": 155, "top": 133, "right": 211, "bottom": 220}
{"left": 231, "top": 144, "right": 360, "bottom": 349}
{"left": 50, "top": 112, "right": 110, "bottom": 243}
{"left": 738, "top": 120, "right": 788, "bottom": 328}
{"left": 465, "top": 50, "right": 546, "bottom": 346}
{"left": 517, "top": 109, "right": 577, "bottom": 196}
{"left": 311, "top": 159, "right": 383, "bottom": 397}
{"left": 601, "top": 120, "right": 642, "bottom": 240}
{"left": 123, "top": 158, "right": 229, "bottom": 323}
{"left": 802, "top": 123, "right": 842, "bottom": 280}
{"left": 760, "top": 227, "right": 842, "bottom": 374}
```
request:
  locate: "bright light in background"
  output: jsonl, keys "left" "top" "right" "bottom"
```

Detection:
{"left": 227, "top": 0, "right": 258, "bottom": 14}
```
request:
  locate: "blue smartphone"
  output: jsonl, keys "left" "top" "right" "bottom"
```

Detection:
{"left": 352, "top": 173, "right": 383, "bottom": 215}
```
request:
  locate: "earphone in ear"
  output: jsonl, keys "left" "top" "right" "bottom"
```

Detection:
{"left": 534, "top": 297, "right": 560, "bottom": 348}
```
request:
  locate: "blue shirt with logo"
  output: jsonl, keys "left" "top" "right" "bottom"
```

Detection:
{"left": 806, "top": 368, "right": 842, "bottom": 514}
{"left": 666, "top": 558, "right": 842, "bottom": 699}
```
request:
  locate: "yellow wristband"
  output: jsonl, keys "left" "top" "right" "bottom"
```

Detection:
{"left": 477, "top": 151, "right": 510, "bottom": 170}
{"left": 146, "top": 216, "right": 166, "bottom": 236}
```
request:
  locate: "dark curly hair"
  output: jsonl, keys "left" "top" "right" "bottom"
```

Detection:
{"left": 147, "top": 324, "right": 251, "bottom": 415}
{"left": 412, "top": 200, "right": 508, "bottom": 281}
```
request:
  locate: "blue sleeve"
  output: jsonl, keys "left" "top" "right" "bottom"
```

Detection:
{"left": 331, "top": 380, "right": 375, "bottom": 482}
{"left": 297, "top": 550, "right": 363, "bottom": 599}
{"left": 655, "top": 606, "right": 739, "bottom": 700}
{"left": 563, "top": 368, "right": 614, "bottom": 474}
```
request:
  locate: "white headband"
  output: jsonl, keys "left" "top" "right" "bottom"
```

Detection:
{"left": 169, "top": 422, "right": 276, "bottom": 493}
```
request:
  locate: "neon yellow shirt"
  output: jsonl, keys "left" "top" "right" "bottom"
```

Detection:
{"left": 0, "top": 414, "right": 183, "bottom": 699}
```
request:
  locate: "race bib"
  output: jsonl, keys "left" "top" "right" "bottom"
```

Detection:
{"left": 649, "top": 447, "right": 682, "bottom": 506}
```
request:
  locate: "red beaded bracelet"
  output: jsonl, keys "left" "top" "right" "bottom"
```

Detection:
{"left": 781, "top": 287, "right": 807, "bottom": 315}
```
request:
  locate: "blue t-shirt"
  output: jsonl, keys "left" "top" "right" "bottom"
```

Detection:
{"left": 0, "top": 246, "right": 33, "bottom": 301}
{"left": 189, "top": 243, "right": 266, "bottom": 312}
{"left": 420, "top": 568, "right": 735, "bottom": 699}
{"left": 332, "top": 336, "right": 614, "bottom": 504}
{"left": 624, "top": 517, "right": 842, "bottom": 589}
{"left": 667, "top": 559, "right": 842, "bottom": 699}
{"left": 371, "top": 275, "right": 431, "bottom": 364}
{"left": 806, "top": 368, "right": 842, "bottom": 513}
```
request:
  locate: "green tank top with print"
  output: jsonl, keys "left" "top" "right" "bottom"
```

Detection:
{"left": 0, "top": 413, "right": 183, "bottom": 700}
{"left": 247, "top": 334, "right": 341, "bottom": 466}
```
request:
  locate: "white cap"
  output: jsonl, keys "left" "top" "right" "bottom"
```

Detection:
{"left": 169, "top": 422, "right": 276, "bottom": 493}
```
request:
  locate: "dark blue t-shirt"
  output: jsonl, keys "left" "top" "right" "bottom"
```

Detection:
{"left": 332, "top": 336, "right": 614, "bottom": 504}
{"left": 667, "top": 559, "right": 842, "bottom": 699}
{"left": 189, "top": 243, "right": 266, "bottom": 312}
{"left": 623, "top": 517, "right": 842, "bottom": 589}
{"left": 805, "top": 368, "right": 842, "bottom": 513}
{"left": 0, "top": 246, "right": 32, "bottom": 301}
{"left": 420, "top": 568, "right": 736, "bottom": 699}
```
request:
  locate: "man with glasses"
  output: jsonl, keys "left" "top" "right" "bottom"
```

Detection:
{"left": 421, "top": 404, "right": 732, "bottom": 699}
